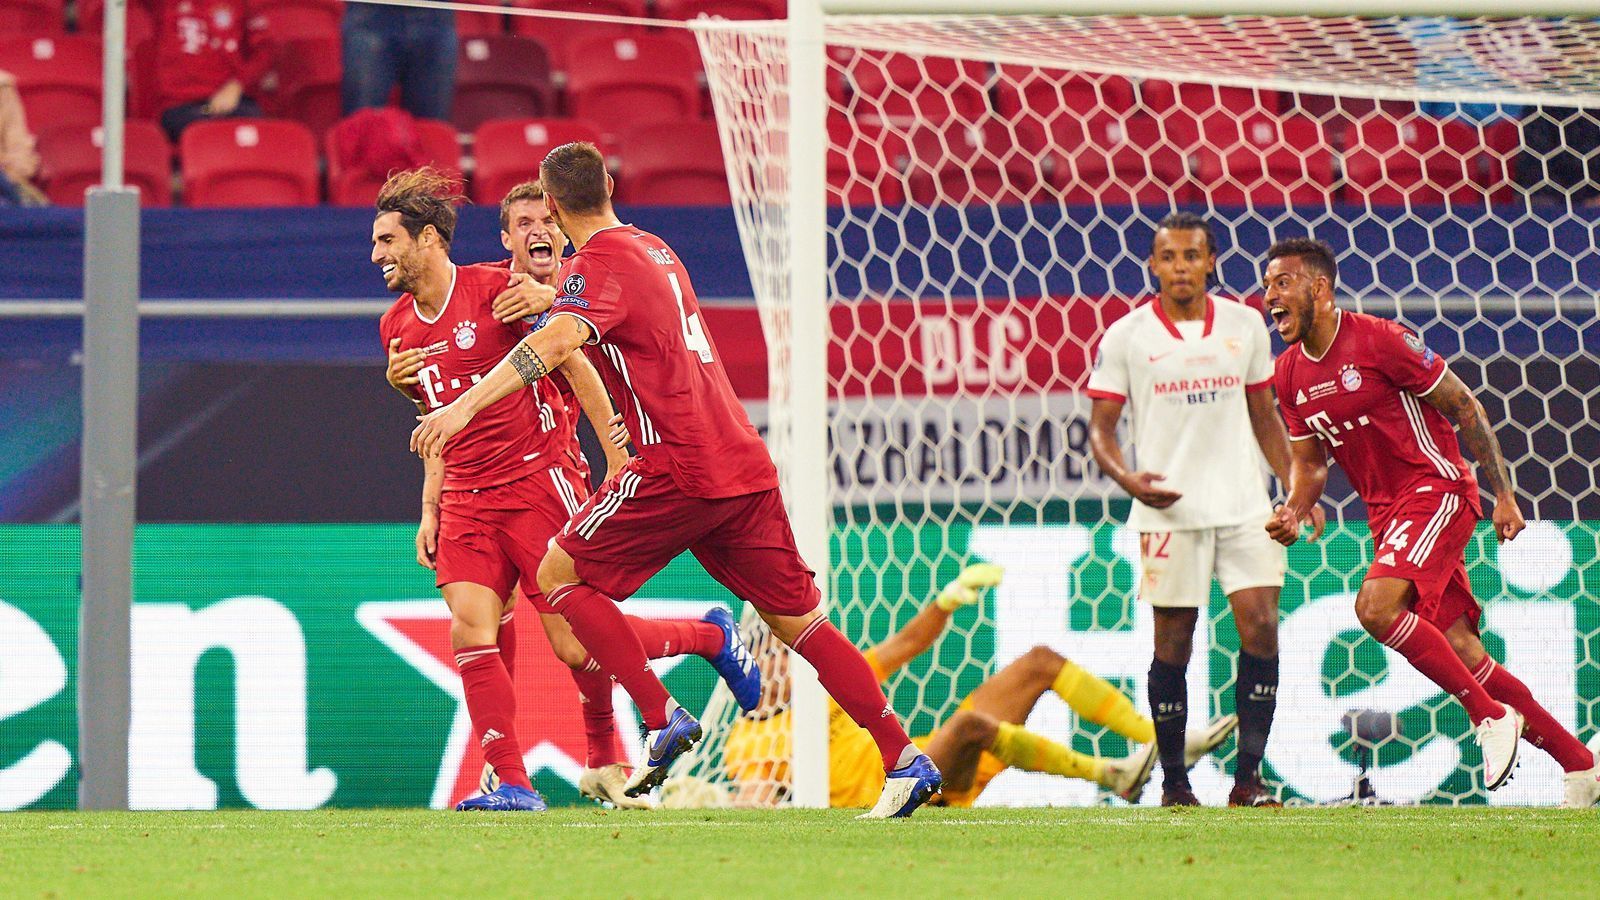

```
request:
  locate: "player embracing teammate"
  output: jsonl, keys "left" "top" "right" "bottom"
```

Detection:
{"left": 411, "top": 143, "right": 941, "bottom": 818}
{"left": 1264, "top": 237, "right": 1600, "bottom": 807}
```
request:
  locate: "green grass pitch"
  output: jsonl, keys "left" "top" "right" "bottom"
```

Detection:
{"left": 2, "top": 807, "right": 1594, "bottom": 897}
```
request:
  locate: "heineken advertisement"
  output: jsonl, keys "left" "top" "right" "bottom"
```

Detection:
{"left": 2, "top": 521, "right": 1595, "bottom": 810}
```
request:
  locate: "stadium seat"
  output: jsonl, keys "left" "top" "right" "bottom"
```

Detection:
{"left": 0, "top": 34, "right": 103, "bottom": 129}
{"left": 76, "top": 0, "right": 155, "bottom": 49}
{"left": 904, "top": 121, "right": 1048, "bottom": 206}
{"left": 267, "top": 38, "right": 343, "bottom": 138}
{"left": 1190, "top": 114, "right": 1333, "bottom": 206}
{"left": 1342, "top": 113, "right": 1482, "bottom": 206}
{"left": 37, "top": 119, "right": 172, "bottom": 206}
{"left": 1481, "top": 117, "right": 1520, "bottom": 204}
{"left": 614, "top": 120, "right": 728, "bottom": 205}
{"left": 251, "top": 0, "right": 342, "bottom": 41}
{"left": 1144, "top": 80, "right": 1282, "bottom": 154}
{"left": 0, "top": 0, "right": 64, "bottom": 34}
{"left": 1048, "top": 114, "right": 1191, "bottom": 206}
{"left": 653, "top": 0, "right": 784, "bottom": 20}
{"left": 564, "top": 35, "right": 701, "bottom": 135}
{"left": 452, "top": 35, "right": 556, "bottom": 132}
{"left": 179, "top": 118, "right": 319, "bottom": 206}
{"left": 826, "top": 112, "right": 907, "bottom": 207}
{"left": 471, "top": 117, "right": 604, "bottom": 204}
{"left": 456, "top": 5, "right": 505, "bottom": 36}
{"left": 325, "top": 116, "right": 461, "bottom": 206}
{"left": 994, "top": 65, "right": 1136, "bottom": 152}
{"left": 508, "top": 0, "right": 647, "bottom": 77}
{"left": 845, "top": 51, "right": 989, "bottom": 130}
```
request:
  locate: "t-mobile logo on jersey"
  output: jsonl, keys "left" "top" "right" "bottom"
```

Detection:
{"left": 1303, "top": 410, "right": 1372, "bottom": 447}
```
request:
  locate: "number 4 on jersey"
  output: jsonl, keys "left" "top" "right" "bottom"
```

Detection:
{"left": 669, "top": 272, "right": 714, "bottom": 363}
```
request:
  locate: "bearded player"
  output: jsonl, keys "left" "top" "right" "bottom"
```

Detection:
{"left": 719, "top": 564, "right": 1238, "bottom": 809}
{"left": 1263, "top": 236, "right": 1600, "bottom": 807}
{"left": 1088, "top": 213, "right": 1312, "bottom": 807}
{"left": 375, "top": 170, "right": 758, "bottom": 811}
{"left": 412, "top": 142, "right": 943, "bottom": 818}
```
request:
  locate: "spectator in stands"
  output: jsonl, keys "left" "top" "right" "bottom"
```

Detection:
{"left": 1518, "top": 107, "right": 1600, "bottom": 206}
{"left": 0, "top": 69, "right": 45, "bottom": 206}
{"left": 153, "top": 0, "right": 275, "bottom": 142}
{"left": 341, "top": 5, "right": 457, "bottom": 122}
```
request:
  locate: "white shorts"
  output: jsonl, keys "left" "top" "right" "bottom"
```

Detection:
{"left": 1137, "top": 522, "right": 1286, "bottom": 608}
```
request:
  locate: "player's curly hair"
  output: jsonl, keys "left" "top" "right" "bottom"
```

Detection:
{"left": 1153, "top": 211, "right": 1217, "bottom": 256}
{"left": 1267, "top": 236, "right": 1339, "bottom": 290}
{"left": 540, "top": 142, "right": 610, "bottom": 216}
{"left": 498, "top": 180, "right": 545, "bottom": 233}
{"left": 375, "top": 167, "right": 465, "bottom": 247}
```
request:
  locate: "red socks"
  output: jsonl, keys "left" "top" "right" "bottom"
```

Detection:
{"left": 548, "top": 584, "right": 674, "bottom": 730}
{"left": 1473, "top": 658, "right": 1594, "bottom": 772}
{"left": 625, "top": 615, "right": 724, "bottom": 659}
{"left": 454, "top": 645, "right": 532, "bottom": 790}
{"left": 791, "top": 617, "right": 914, "bottom": 771}
{"left": 570, "top": 659, "right": 626, "bottom": 768}
{"left": 1378, "top": 612, "right": 1505, "bottom": 723}
{"left": 497, "top": 610, "right": 517, "bottom": 676}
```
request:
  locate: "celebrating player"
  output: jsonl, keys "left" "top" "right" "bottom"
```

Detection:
{"left": 1263, "top": 237, "right": 1600, "bottom": 807}
{"left": 718, "top": 564, "right": 1238, "bottom": 809}
{"left": 410, "top": 142, "right": 943, "bottom": 818}
{"left": 1087, "top": 213, "right": 1311, "bottom": 807}
{"left": 375, "top": 171, "right": 759, "bottom": 811}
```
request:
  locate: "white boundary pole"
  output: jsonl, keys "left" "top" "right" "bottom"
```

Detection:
{"left": 785, "top": 0, "right": 832, "bottom": 810}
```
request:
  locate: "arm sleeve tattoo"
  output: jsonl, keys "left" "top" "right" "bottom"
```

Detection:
{"left": 510, "top": 344, "right": 548, "bottom": 386}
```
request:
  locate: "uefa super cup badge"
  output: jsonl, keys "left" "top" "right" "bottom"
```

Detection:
{"left": 1340, "top": 364, "right": 1362, "bottom": 391}
{"left": 453, "top": 321, "right": 477, "bottom": 350}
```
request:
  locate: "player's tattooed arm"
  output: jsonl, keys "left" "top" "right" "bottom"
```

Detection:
{"left": 411, "top": 314, "right": 592, "bottom": 458}
{"left": 1422, "top": 368, "right": 1525, "bottom": 541}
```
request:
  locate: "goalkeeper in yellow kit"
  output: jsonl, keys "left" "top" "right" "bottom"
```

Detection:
{"left": 720, "top": 564, "right": 1237, "bottom": 808}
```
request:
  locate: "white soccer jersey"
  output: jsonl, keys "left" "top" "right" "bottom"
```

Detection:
{"left": 1086, "top": 295, "right": 1277, "bottom": 532}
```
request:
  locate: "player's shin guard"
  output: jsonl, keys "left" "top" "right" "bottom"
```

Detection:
{"left": 549, "top": 584, "right": 674, "bottom": 730}
{"left": 991, "top": 722, "right": 1102, "bottom": 782}
{"left": 571, "top": 659, "right": 626, "bottom": 769}
{"left": 791, "top": 617, "right": 916, "bottom": 770}
{"left": 1378, "top": 612, "right": 1504, "bottom": 723}
{"left": 1474, "top": 657, "right": 1593, "bottom": 772}
{"left": 1234, "top": 651, "right": 1278, "bottom": 782}
{"left": 1148, "top": 657, "right": 1189, "bottom": 789}
{"left": 623, "top": 615, "right": 724, "bottom": 659}
{"left": 455, "top": 646, "right": 533, "bottom": 791}
{"left": 1054, "top": 658, "right": 1154, "bottom": 744}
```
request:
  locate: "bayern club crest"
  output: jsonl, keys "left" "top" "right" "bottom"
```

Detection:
{"left": 1341, "top": 366, "right": 1363, "bottom": 391}
{"left": 453, "top": 320, "right": 477, "bottom": 350}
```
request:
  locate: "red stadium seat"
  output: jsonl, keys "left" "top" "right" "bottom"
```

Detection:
{"left": 1145, "top": 80, "right": 1282, "bottom": 154}
{"left": 453, "top": 35, "right": 556, "bottom": 132}
{"left": 1190, "top": 114, "right": 1333, "bottom": 206}
{"left": 508, "top": 0, "right": 647, "bottom": 77}
{"left": 471, "top": 117, "right": 604, "bottom": 204}
{"left": 1343, "top": 113, "right": 1482, "bottom": 205}
{"left": 77, "top": 0, "right": 155, "bottom": 48}
{"left": 564, "top": 35, "right": 701, "bottom": 135}
{"left": 1049, "top": 115, "right": 1191, "bottom": 206}
{"left": 654, "top": 0, "right": 784, "bottom": 20}
{"left": 0, "top": 35, "right": 103, "bottom": 129}
{"left": 0, "top": 0, "right": 64, "bottom": 33}
{"left": 456, "top": 6, "right": 505, "bottom": 36}
{"left": 251, "top": 0, "right": 342, "bottom": 41}
{"left": 614, "top": 120, "right": 728, "bottom": 205}
{"left": 845, "top": 51, "right": 989, "bottom": 131}
{"left": 1481, "top": 117, "right": 1520, "bottom": 204}
{"left": 37, "top": 119, "right": 172, "bottom": 206}
{"left": 325, "top": 116, "right": 461, "bottom": 206}
{"left": 179, "top": 118, "right": 319, "bottom": 206}
{"left": 904, "top": 121, "right": 1048, "bottom": 206}
{"left": 994, "top": 65, "right": 1136, "bottom": 152}
{"left": 826, "top": 112, "right": 907, "bottom": 207}
{"left": 266, "top": 38, "right": 343, "bottom": 138}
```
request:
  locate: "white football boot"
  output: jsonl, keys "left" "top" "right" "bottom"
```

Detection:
{"left": 1475, "top": 705, "right": 1524, "bottom": 791}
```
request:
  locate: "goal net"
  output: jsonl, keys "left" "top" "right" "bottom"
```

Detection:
{"left": 680, "top": 13, "right": 1600, "bottom": 807}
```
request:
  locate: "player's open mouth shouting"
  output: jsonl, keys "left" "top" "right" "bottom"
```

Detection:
{"left": 529, "top": 239, "right": 554, "bottom": 268}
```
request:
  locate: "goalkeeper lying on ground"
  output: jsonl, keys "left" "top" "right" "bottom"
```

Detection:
{"left": 713, "top": 564, "right": 1237, "bottom": 808}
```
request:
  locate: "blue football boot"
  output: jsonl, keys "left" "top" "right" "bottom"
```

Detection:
{"left": 702, "top": 607, "right": 762, "bottom": 712}
{"left": 623, "top": 706, "right": 703, "bottom": 798}
{"left": 455, "top": 783, "right": 548, "bottom": 812}
{"left": 858, "top": 754, "right": 942, "bottom": 819}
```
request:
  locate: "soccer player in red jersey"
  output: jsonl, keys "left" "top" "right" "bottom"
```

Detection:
{"left": 381, "top": 174, "right": 761, "bottom": 809}
{"left": 411, "top": 143, "right": 942, "bottom": 818}
{"left": 1263, "top": 237, "right": 1600, "bottom": 806}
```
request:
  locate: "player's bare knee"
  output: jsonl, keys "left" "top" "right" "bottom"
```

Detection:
{"left": 1353, "top": 587, "right": 1401, "bottom": 636}
{"left": 536, "top": 545, "right": 578, "bottom": 595}
{"left": 1021, "top": 645, "right": 1065, "bottom": 677}
{"left": 947, "top": 709, "right": 998, "bottom": 749}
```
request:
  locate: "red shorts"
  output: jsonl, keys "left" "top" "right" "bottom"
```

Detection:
{"left": 436, "top": 465, "right": 589, "bottom": 613}
{"left": 553, "top": 458, "right": 819, "bottom": 617}
{"left": 1366, "top": 489, "right": 1482, "bottom": 631}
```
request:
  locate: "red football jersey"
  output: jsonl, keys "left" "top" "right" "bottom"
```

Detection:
{"left": 548, "top": 224, "right": 778, "bottom": 499}
{"left": 1275, "top": 310, "right": 1478, "bottom": 512}
{"left": 379, "top": 264, "right": 569, "bottom": 492}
